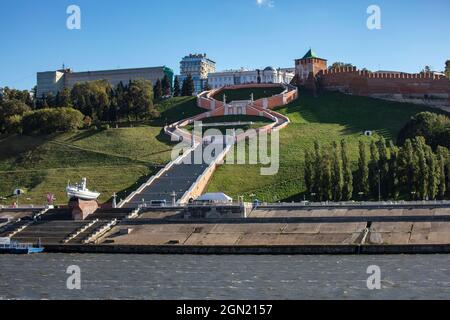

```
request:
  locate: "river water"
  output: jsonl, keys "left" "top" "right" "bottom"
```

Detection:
{"left": 0, "top": 254, "right": 449, "bottom": 300}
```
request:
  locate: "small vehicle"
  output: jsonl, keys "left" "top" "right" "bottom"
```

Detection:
{"left": 150, "top": 200, "right": 167, "bottom": 207}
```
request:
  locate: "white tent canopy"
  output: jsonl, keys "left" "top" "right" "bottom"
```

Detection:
{"left": 196, "top": 193, "right": 233, "bottom": 203}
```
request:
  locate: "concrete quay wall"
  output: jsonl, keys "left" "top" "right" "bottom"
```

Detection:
{"left": 43, "top": 244, "right": 450, "bottom": 255}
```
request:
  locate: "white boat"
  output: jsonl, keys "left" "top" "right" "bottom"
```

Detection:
{"left": 66, "top": 178, "right": 100, "bottom": 201}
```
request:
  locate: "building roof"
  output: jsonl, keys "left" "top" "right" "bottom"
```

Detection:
{"left": 196, "top": 193, "right": 233, "bottom": 202}
{"left": 300, "top": 49, "right": 327, "bottom": 61}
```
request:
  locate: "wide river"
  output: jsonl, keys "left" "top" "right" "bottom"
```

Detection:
{"left": 0, "top": 254, "right": 449, "bottom": 300}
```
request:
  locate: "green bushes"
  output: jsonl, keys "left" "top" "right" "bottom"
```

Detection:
{"left": 0, "top": 99, "right": 30, "bottom": 133}
{"left": 398, "top": 112, "right": 450, "bottom": 149}
{"left": 21, "top": 108, "right": 84, "bottom": 134}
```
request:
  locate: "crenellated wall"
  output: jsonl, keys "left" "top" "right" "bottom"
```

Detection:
{"left": 315, "top": 67, "right": 450, "bottom": 108}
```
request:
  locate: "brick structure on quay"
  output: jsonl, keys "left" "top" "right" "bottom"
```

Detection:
{"left": 295, "top": 49, "right": 450, "bottom": 108}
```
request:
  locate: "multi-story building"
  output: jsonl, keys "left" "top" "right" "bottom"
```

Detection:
{"left": 36, "top": 66, "right": 174, "bottom": 99}
{"left": 178, "top": 54, "right": 216, "bottom": 93}
{"left": 208, "top": 67, "right": 294, "bottom": 89}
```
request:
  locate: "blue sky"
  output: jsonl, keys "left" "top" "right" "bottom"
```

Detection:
{"left": 0, "top": 0, "right": 449, "bottom": 90}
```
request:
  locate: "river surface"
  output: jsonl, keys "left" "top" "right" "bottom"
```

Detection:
{"left": 0, "top": 254, "right": 449, "bottom": 300}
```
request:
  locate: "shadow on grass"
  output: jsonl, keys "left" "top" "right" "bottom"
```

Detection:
{"left": 64, "top": 129, "right": 100, "bottom": 143}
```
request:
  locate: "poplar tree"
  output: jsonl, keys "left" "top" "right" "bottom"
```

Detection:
{"left": 414, "top": 137, "right": 429, "bottom": 200}
{"left": 162, "top": 75, "right": 171, "bottom": 97}
{"left": 426, "top": 146, "right": 439, "bottom": 200}
{"left": 341, "top": 140, "right": 353, "bottom": 201}
{"left": 356, "top": 140, "right": 369, "bottom": 198}
{"left": 388, "top": 141, "right": 399, "bottom": 200}
{"left": 397, "top": 139, "right": 417, "bottom": 199}
{"left": 320, "top": 151, "right": 333, "bottom": 201}
{"left": 304, "top": 149, "right": 314, "bottom": 196}
{"left": 182, "top": 75, "right": 195, "bottom": 96}
{"left": 377, "top": 138, "right": 390, "bottom": 200}
{"left": 446, "top": 154, "right": 450, "bottom": 198}
{"left": 173, "top": 76, "right": 181, "bottom": 97}
{"left": 331, "top": 142, "right": 343, "bottom": 201}
{"left": 312, "top": 141, "right": 322, "bottom": 200}
{"left": 368, "top": 141, "right": 379, "bottom": 199}
{"left": 436, "top": 146, "right": 447, "bottom": 200}
{"left": 154, "top": 79, "right": 163, "bottom": 100}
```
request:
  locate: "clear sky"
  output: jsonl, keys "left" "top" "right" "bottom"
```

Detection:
{"left": 0, "top": 0, "right": 449, "bottom": 90}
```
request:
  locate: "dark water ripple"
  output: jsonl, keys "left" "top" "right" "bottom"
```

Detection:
{"left": 0, "top": 254, "right": 449, "bottom": 300}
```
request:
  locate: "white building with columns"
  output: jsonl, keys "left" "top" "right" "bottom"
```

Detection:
{"left": 208, "top": 67, "right": 294, "bottom": 89}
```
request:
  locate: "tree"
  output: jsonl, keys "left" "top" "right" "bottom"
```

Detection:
{"left": 329, "top": 62, "right": 354, "bottom": 70}
{"left": 173, "top": 76, "right": 181, "bottom": 97}
{"left": 71, "top": 80, "right": 111, "bottom": 120}
{"left": 436, "top": 146, "right": 448, "bottom": 200}
{"left": 127, "top": 79, "right": 158, "bottom": 120}
{"left": 312, "top": 141, "right": 322, "bottom": 200}
{"left": 204, "top": 81, "right": 211, "bottom": 91}
{"left": 397, "top": 139, "right": 417, "bottom": 199}
{"left": 422, "top": 65, "right": 432, "bottom": 73}
{"left": 355, "top": 140, "right": 369, "bottom": 198}
{"left": 341, "top": 140, "right": 353, "bottom": 201}
{"left": 304, "top": 149, "right": 314, "bottom": 196}
{"left": 21, "top": 108, "right": 84, "bottom": 134}
{"left": 0, "top": 99, "right": 31, "bottom": 133}
{"left": 425, "top": 145, "right": 439, "bottom": 200}
{"left": 446, "top": 152, "right": 450, "bottom": 198}
{"left": 414, "top": 137, "right": 429, "bottom": 200}
{"left": 320, "top": 151, "right": 333, "bottom": 201}
{"left": 377, "top": 138, "right": 390, "bottom": 200}
{"left": 446, "top": 60, "right": 450, "bottom": 79}
{"left": 162, "top": 75, "right": 171, "bottom": 97}
{"left": 182, "top": 74, "right": 195, "bottom": 96}
{"left": 388, "top": 141, "right": 399, "bottom": 200}
{"left": 398, "top": 112, "right": 450, "bottom": 149}
{"left": 58, "top": 88, "right": 72, "bottom": 108}
{"left": 368, "top": 141, "right": 379, "bottom": 199}
{"left": 154, "top": 79, "right": 163, "bottom": 100}
{"left": 115, "top": 82, "right": 129, "bottom": 120}
{"left": 331, "top": 142, "right": 343, "bottom": 201}
{"left": 1, "top": 87, "right": 33, "bottom": 108}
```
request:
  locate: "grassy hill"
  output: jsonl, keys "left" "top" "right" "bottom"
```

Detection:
{"left": 0, "top": 97, "right": 202, "bottom": 206}
{"left": 206, "top": 91, "right": 446, "bottom": 202}
{"left": 0, "top": 92, "right": 445, "bottom": 206}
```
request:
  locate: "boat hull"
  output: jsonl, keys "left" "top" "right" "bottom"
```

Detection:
{"left": 66, "top": 189, "right": 101, "bottom": 201}
{"left": 0, "top": 247, "right": 44, "bottom": 254}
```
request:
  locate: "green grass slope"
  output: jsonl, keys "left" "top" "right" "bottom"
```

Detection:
{"left": 206, "top": 91, "right": 446, "bottom": 202}
{"left": 0, "top": 97, "right": 202, "bottom": 206}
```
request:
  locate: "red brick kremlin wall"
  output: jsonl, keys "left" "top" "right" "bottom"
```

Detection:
{"left": 315, "top": 67, "right": 450, "bottom": 107}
